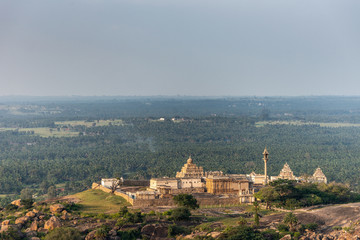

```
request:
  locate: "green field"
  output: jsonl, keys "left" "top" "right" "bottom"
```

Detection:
{"left": 55, "top": 119, "right": 124, "bottom": 127}
{"left": 0, "top": 119, "right": 124, "bottom": 138}
{"left": 0, "top": 127, "right": 79, "bottom": 137}
{"left": 256, "top": 121, "right": 360, "bottom": 128}
{"left": 70, "top": 189, "right": 130, "bottom": 214}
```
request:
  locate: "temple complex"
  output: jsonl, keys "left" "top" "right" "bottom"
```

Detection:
{"left": 99, "top": 148, "right": 328, "bottom": 207}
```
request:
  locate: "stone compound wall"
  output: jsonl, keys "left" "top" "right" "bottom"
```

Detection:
{"left": 196, "top": 197, "right": 240, "bottom": 206}
{"left": 93, "top": 183, "right": 241, "bottom": 208}
{"left": 123, "top": 180, "right": 150, "bottom": 187}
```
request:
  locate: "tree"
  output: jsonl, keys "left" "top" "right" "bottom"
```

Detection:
{"left": 254, "top": 186, "right": 279, "bottom": 209}
{"left": 253, "top": 200, "right": 260, "bottom": 227}
{"left": 173, "top": 194, "right": 199, "bottom": 210}
{"left": 47, "top": 186, "right": 57, "bottom": 199}
{"left": 237, "top": 216, "right": 247, "bottom": 226}
{"left": 110, "top": 178, "right": 123, "bottom": 194}
{"left": 283, "top": 212, "right": 298, "bottom": 232}
{"left": 20, "top": 188, "right": 33, "bottom": 201}
{"left": 20, "top": 188, "right": 34, "bottom": 209}
{"left": 40, "top": 180, "right": 51, "bottom": 194}
{"left": 171, "top": 207, "right": 191, "bottom": 221}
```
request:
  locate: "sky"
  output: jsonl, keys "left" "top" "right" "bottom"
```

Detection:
{"left": 0, "top": 0, "right": 360, "bottom": 96}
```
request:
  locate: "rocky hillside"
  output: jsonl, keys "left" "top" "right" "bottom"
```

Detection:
{"left": 2, "top": 190, "right": 360, "bottom": 239}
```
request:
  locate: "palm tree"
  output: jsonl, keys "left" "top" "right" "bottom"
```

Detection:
{"left": 283, "top": 212, "right": 298, "bottom": 232}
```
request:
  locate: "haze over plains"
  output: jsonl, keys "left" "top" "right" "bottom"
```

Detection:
{"left": 1, "top": 0, "right": 359, "bottom": 97}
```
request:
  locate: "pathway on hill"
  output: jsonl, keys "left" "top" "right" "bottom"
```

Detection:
{"left": 261, "top": 202, "right": 360, "bottom": 232}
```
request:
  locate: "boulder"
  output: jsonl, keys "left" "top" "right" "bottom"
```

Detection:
{"left": 209, "top": 232, "right": 222, "bottom": 238}
{"left": 141, "top": 224, "right": 168, "bottom": 238}
{"left": 0, "top": 224, "right": 12, "bottom": 233}
{"left": 15, "top": 216, "right": 30, "bottom": 225}
{"left": 61, "top": 210, "right": 69, "bottom": 220}
{"left": 30, "top": 220, "right": 38, "bottom": 231}
{"left": 37, "top": 227, "right": 48, "bottom": 234}
{"left": 44, "top": 216, "right": 61, "bottom": 230}
{"left": 11, "top": 199, "right": 22, "bottom": 207}
{"left": 26, "top": 211, "right": 36, "bottom": 218}
{"left": 50, "top": 204, "right": 65, "bottom": 214}
{"left": 1, "top": 220, "right": 10, "bottom": 226}
{"left": 25, "top": 229, "right": 37, "bottom": 238}
{"left": 281, "top": 234, "right": 292, "bottom": 240}
{"left": 85, "top": 230, "right": 97, "bottom": 240}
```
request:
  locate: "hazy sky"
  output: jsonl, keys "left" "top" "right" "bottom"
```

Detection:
{"left": 1, "top": 0, "right": 359, "bottom": 96}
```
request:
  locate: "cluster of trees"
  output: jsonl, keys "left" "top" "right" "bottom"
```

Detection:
{"left": 2, "top": 97, "right": 360, "bottom": 196}
{"left": 255, "top": 179, "right": 360, "bottom": 209}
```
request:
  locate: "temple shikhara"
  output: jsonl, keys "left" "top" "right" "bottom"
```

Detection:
{"left": 176, "top": 156, "right": 204, "bottom": 178}
{"left": 98, "top": 148, "right": 328, "bottom": 207}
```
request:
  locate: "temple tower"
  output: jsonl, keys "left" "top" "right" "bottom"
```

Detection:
{"left": 263, "top": 147, "right": 269, "bottom": 185}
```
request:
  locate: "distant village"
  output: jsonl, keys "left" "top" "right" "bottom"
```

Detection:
{"left": 94, "top": 148, "right": 327, "bottom": 208}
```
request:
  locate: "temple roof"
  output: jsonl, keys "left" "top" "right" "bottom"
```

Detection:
{"left": 313, "top": 167, "right": 326, "bottom": 178}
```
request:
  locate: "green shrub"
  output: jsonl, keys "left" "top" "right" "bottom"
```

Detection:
{"left": 168, "top": 224, "right": 189, "bottom": 237}
{"left": 218, "top": 225, "right": 264, "bottom": 240}
{"left": 0, "top": 226, "right": 22, "bottom": 240}
{"left": 173, "top": 194, "right": 199, "bottom": 209}
{"left": 171, "top": 207, "right": 191, "bottom": 221}
{"left": 277, "top": 223, "right": 289, "bottom": 232}
{"left": 118, "top": 228, "right": 141, "bottom": 239}
{"left": 44, "top": 227, "right": 82, "bottom": 240}
{"left": 163, "top": 210, "right": 172, "bottom": 216}
{"left": 332, "top": 226, "right": 342, "bottom": 231}
{"left": 95, "top": 228, "right": 108, "bottom": 240}
{"left": 293, "top": 231, "right": 301, "bottom": 240}
{"left": 148, "top": 210, "right": 156, "bottom": 216}
{"left": 5, "top": 204, "right": 18, "bottom": 211}
{"left": 305, "top": 223, "right": 318, "bottom": 231}
{"left": 261, "top": 229, "right": 280, "bottom": 240}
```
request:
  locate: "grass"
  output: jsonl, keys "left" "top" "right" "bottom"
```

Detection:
{"left": 0, "top": 119, "right": 124, "bottom": 137}
{"left": 256, "top": 121, "right": 360, "bottom": 128}
{"left": 0, "top": 194, "right": 15, "bottom": 199}
{"left": 70, "top": 189, "right": 130, "bottom": 214}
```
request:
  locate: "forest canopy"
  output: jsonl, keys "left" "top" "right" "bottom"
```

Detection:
{"left": 1, "top": 96, "right": 360, "bottom": 194}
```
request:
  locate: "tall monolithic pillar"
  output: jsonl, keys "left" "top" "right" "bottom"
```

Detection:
{"left": 263, "top": 147, "right": 269, "bottom": 185}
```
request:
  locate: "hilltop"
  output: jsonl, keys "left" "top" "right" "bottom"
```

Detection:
{"left": 1, "top": 189, "right": 360, "bottom": 239}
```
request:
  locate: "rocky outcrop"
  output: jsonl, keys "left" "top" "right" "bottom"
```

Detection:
{"left": 30, "top": 220, "right": 38, "bottom": 231}
{"left": 141, "top": 224, "right": 168, "bottom": 239}
{"left": 50, "top": 204, "right": 65, "bottom": 214}
{"left": 85, "top": 230, "right": 97, "bottom": 240}
{"left": 1, "top": 220, "right": 10, "bottom": 226}
{"left": 15, "top": 216, "right": 30, "bottom": 225}
{"left": 11, "top": 199, "right": 22, "bottom": 207}
{"left": 44, "top": 216, "right": 61, "bottom": 230}
{"left": 26, "top": 211, "right": 36, "bottom": 218}
{"left": 299, "top": 230, "right": 360, "bottom": 240}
